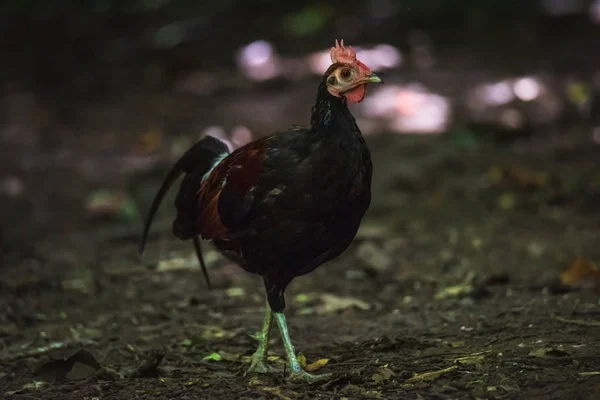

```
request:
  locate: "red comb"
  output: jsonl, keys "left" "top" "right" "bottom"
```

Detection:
{"left": 330, "top": 39, "right": 371, "bottom": 74}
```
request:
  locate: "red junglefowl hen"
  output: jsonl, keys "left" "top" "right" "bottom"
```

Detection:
{"left": 140, "top": 39, "right": 382, "bottom": 382}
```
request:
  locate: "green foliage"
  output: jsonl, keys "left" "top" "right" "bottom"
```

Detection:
{"left": 282, "top": 4, "right": 332, "bottom": 36}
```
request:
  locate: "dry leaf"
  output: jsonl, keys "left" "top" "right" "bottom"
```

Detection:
{"left": 528, "top": 347, "right": 569, "bottom": 358}
{"left": 296, "top": 353, "right": 307, "bottom": 368}
{"left": 316, "top": 294, "right": 370, "bottom": 315}
{"left": 560, "top": 258, "right": 600, "bottom": 289}
{"left": 356, "top": 241, "right": 392, "bottom": 271}
{"left": 487, "top": 165, "right": 550, "bottom": 188}
{"left": 248, "top": 376, "right": 264, "bottom": 386}
{"left": 434, "top": 283, "right": 474, "bottom": 300}
{"left": 371, "top": 365, "right": 395, "bottom": 384}
{"left": 226, "top": 287, "right": 245, "bottom": 297}
{"left": 306, "top": 358, "right": 329, "bottom": 372}
{"left": 404, "top": 366, "right": 457, "bottom": 383}
{"left": 35, "top": 349, "right": 102, "bottom": 382}
{"left": 508, "top": 165, "right": 550, "bottom": 188}
{"left": 454, "top": 350, "right": 493, "bottom": 365}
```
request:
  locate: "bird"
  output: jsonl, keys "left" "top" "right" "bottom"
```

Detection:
{"left": 140, "top": 39, "right": 382, "bottom": 382}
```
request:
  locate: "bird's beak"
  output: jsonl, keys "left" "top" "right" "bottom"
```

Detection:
{"left": 365, "top": 73, "right": 383, "bottom": 84}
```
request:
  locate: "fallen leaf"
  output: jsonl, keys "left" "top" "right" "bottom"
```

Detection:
{"left": 35, "top": 349, "right": 102, "bottom": 382}
{"left": 579, "top": 371, "right": 600, "bottom": 377}
{"left": 454, "top": 351, "right": 493, "bottom": 365}
{"left": 201, "top": 326, "right": 234, "bottom": 341}
{"left": 206, "top": 350, "right": 239, "bottom": 362}
{"left": 316, "top": 293, "right": 370, "bottom": 315}
{"left": 294, "top": 293, "right": 314, "bottom": 304}
{"left": 488, "top": 385, "right": 520, "bottom": 393}
{"left": 508, "top": 165, "right": 550, "bottom": 188}
{"left": 248, "top": 376, "right": 264, "bottom": 386}
{"left": 356, "top": 241, "right": 392, "bottom": 271}
{"left": 434, "top": 283, "right": 474, "bottom": 300}
{"left": 4, "top": 381, "right": 48, "bottom": 396}
{"left": 560, "top": 258, "right": 600, "bottom": 289}
{"left": 180, "top": 326, "right": 236, "bottom": 347}
{"left": 306, "top": 358, "right": 329, "bottom": 372}
{"left": 203, "top": 352, "right": 222, "bottom": 361}
{"left": 356, "top": 224, "right": 389, "bottom": 239}
{"left": 404, "top": 366, "right": 457, "bottom": 383}
{"left": 184, "top": 378, "right": 202, "bottom": 387}
{"left": 157, "top": 255, "right": 198, "bottom": 272}
{"left": 371, "top": 365, "right": 395, "bottom": 384}
{"left": 226, "top": 287, "right": 245, "bottom": 297}
{"left": 528, "top": 347, "right": 569, "bottom": 358}
{"left": 296, "top": 353, "right": 307, "bottom": 368}
{"left": 1, "top": 338, "right": 98, "bottom": 362}
{"left": 85, "top": 190, "right": 139, "bottom": 221}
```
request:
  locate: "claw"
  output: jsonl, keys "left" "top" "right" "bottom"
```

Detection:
{"left": 246, "top": 349, "right": 282, "bottom": 375}
{"left": 245, "top": 299, "right": 275, "bottom": 375}
{"left": 287, "top": 371, "right": 332, "bottom": 383}
{"left": 246, "top": 358, "right": 275, "bottom": 374}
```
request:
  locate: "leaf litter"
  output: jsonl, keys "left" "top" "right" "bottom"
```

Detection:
{"left": 3, "top": 120, "right": 600, "bottom": 399}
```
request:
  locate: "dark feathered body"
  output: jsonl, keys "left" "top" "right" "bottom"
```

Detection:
{"left": 142, "top": 63, "right": 373, "bottom": 313}
{"left": 140, "top": 43, "right": 380, "bottom": 380}
{"left": 194, "top": 75, "right": 371, "bottom": 311}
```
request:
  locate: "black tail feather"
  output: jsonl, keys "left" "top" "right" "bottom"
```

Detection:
{"left": 194, "top": 236, "right": 212, "bottom": 290}
{"left": 139, "top": 159, "right": 186, "bottom": 255}
{"left": 139, "top": 135, "right": 229, "bottom": 290}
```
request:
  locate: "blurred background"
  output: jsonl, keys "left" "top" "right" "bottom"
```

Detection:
{"left": 1, "top": 0, "right": 600, "bottom": 290}
{"left": 2, "top": 2, "right": 600, "bottom": 397}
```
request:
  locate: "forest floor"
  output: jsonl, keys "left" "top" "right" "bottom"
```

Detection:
{"left": 1, "top": 79, "right": 600, "bottom": 399}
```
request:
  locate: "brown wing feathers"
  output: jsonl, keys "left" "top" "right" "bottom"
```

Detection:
{"left": 197, "top": 139, "right": 268, "bottom": 240}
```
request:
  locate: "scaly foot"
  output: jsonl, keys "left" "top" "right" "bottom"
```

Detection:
{"left": 246, "top": 302, "right": 276, "bottom": 375}
{"left": 246, "top": 351, "right": 280, "bottom": 374}
{"left": 287, "top": 371, "right": 332, "bottom": 383}
{"left": 247, "top": 358, "right": 273, "bottom": 374}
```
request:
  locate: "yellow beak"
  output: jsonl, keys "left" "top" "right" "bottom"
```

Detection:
{"left": 365, "top": 73, "right": 383, "bottom": 84}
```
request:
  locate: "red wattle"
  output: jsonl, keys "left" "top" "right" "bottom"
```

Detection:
{"left": 344, "top": 84, "right": 367, "bottom": 104}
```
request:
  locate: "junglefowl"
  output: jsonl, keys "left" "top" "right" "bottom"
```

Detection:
{"left": 140, "top": 39, "right": 382, "bottom": 382}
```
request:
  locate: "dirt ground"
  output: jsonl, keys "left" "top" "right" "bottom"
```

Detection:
{"left": 1, "top": 99, "right": 600, "bottom": 399}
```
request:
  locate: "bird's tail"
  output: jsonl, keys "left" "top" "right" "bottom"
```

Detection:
{"left": 172, "top": 142, "right": 230, "bottom": 241}
{"left": 139, "top": 135, "right": 229, "bottom": 288}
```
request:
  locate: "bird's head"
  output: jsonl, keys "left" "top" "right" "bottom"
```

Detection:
{"left": 325, "top": 39, "right": 383, "bottom": 104}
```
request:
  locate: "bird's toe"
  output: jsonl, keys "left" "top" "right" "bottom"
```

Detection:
{"left": 246, "top": 356, "right": 280, "bottom": 374}
{"left": 287, "top": 371, "right": 332, "bottom": 383}
{"left": 246, "top": 360, "right": 270, "bottom": 374}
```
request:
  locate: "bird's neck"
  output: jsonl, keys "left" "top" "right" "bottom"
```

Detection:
{"left": 309, "top": 81, "right": 357, "bottom": 135}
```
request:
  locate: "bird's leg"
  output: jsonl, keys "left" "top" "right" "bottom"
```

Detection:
{"left": 274, "top": 312, "right": 332, "bottom": 383}
{"left": 247, "top": 299, "right": 275, "bottom": 374}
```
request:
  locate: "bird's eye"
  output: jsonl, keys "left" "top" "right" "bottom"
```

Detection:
{"left": 340, "top": 69, "right": 351, "bottom": 79}
{"left": 327, "top": 76, "right": 338, "bottom": 85}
